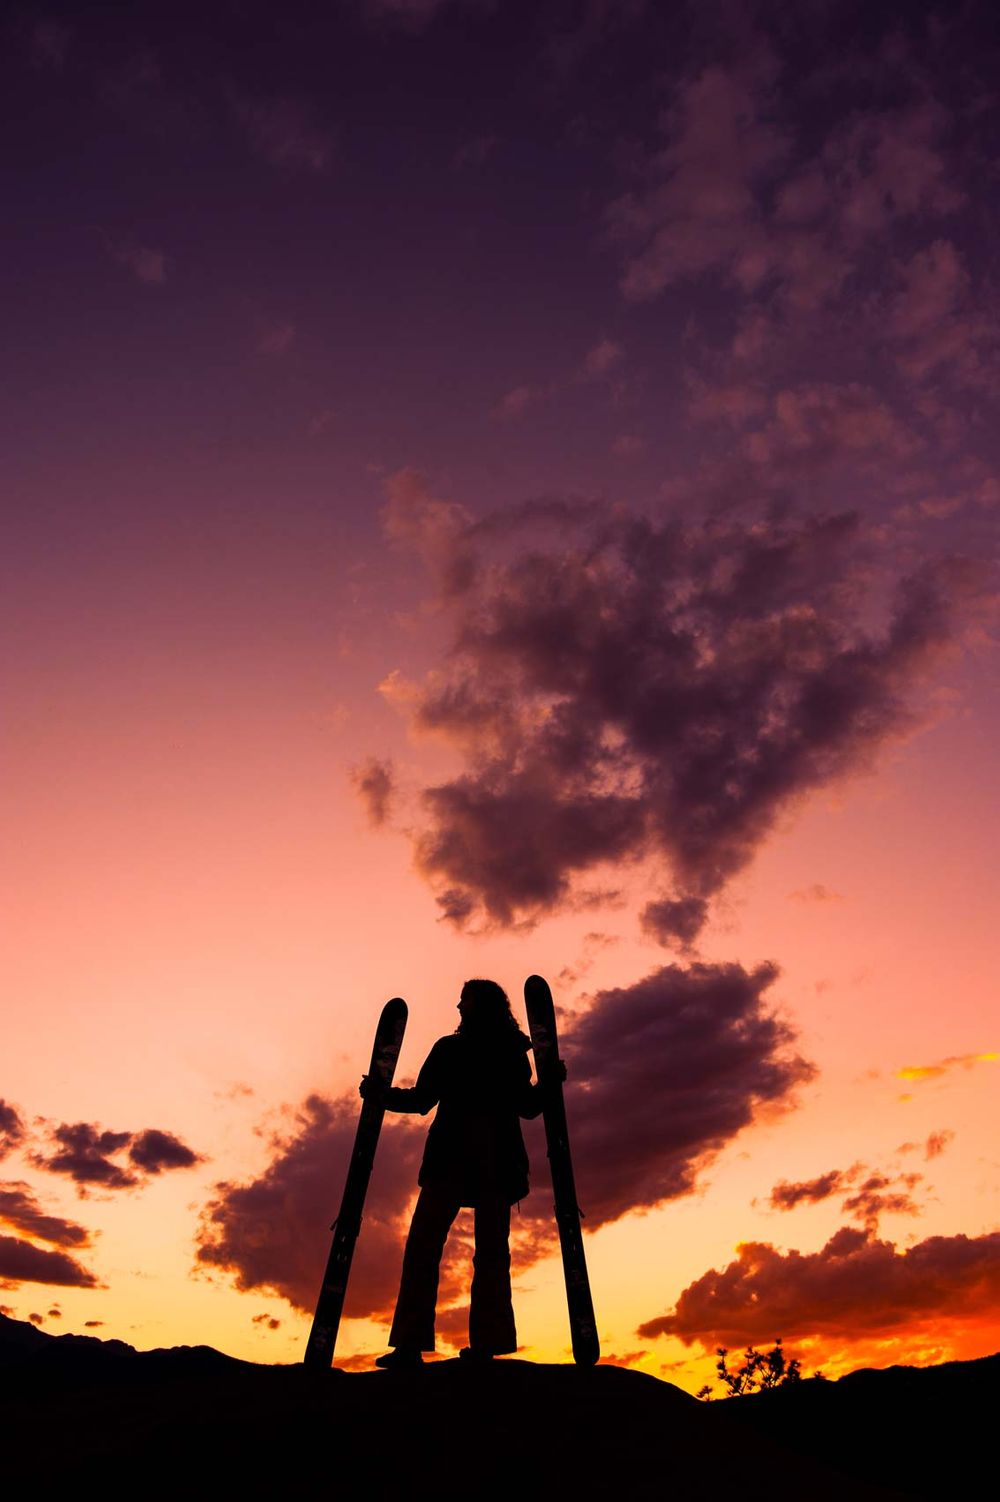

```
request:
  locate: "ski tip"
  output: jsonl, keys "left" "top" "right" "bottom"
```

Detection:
{"left": 524, "top": 973, "right": 548, "bottom": 992}
{"left": 384, "top": 995, "right": 407, "bottom": 1014}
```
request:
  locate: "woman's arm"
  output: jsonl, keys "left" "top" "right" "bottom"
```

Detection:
{"left": 517, "top": 1057, "right": 567, "bottom": 1119}
{"left": 360, "top": 1041, "right": 444, "bottom": 1115}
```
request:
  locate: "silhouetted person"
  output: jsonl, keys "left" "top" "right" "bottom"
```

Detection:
{"left": 361, "top": 978, "right": 554, "bottom": 1368}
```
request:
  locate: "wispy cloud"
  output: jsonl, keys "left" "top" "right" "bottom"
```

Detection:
{"left": 107, "top": 238, "right": 168, "bottom": 285}
{"left": 897, "top": 1052, "right": 997, "bottom": 1083}
{"left": 233, "top": 94, "right": 332, "bottom": 172}
{"left": 29, "top": 19, "right": 72, "bottom": 70}
{"left": 788, "top": 884, "right": 844, "bottom": 903}
{"left": 255, "top": 320, "right": 296, "bottom": 357}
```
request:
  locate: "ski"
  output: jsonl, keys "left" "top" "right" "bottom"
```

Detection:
{"left": 303, "top": 996, "right": 408, "bottom": 1370}
{"left": 523, "top": 973, "right": 600, "bottom": 1366}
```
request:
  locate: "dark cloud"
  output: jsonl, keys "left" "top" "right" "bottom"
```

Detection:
{"left": 251, "top": 1312, "right": 282, "bottom": 1331}
{"left": 351, "top": 757, "right": 397, "bottom": 828}
{"left": 83, "top": 1320, "right": 104, "bottom": 1327}
{"left": 639, "top": 1225, "right": 1000, "bottom": 1349}
{"left": 31, "top": 1121, "right": 203, "bottom": 1192}
{"left": 376, "top": 496, "right": 979, "bottom": 943}
{"left": 768, "top": 1163, "right": 925, "bottom": 1227}
{"left": 0, "top": 1235, "right": 99, "bottom": 1289}
{"left": 31, "top": 1123, "right": 138, "bottom": 1191}
{"left": 0, "top": 1182, "right": 91, "bottom": 1248}
{"left": 768, "top": 1169, "right": 850, "bottom": 1211}
{"left": 196, "top": 1093, "right": 425, "bottom": 1317}
{"left": 535, "top": 961, "right": 815, "bottom": 1228}
{"left": 0, "top": 1101, "right": 26, "bottom": 1159}
{"left": 640, "top": 897, "right": 709, "bottom": 949}
{"left": 127, "top": 1129, "right": 203, "bottom": 1175}
{"left": 841, "top": 1172, "right": 923, "bottom": 1229}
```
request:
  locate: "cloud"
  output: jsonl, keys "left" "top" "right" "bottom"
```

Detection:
{"left": 491, "top": 383, "right": 550, "bottom": 421}
{"left": 687, "top": 380, "right": 767, "bottom": 427}
{"left": 375, "top": 493, "right": 979, "bottom": 941}
{"left": 30, "top": 20, "right": 72, "bottom": 69}
{"left": 0, "top": 1182, "right": 91, "bottom": 1248}
{"left": 609, "top": 54, "right": 791, "bottom": 303}
{"left": 768, "top": 1162, "right": 926, "bottom": 1228}
{"left": 251, "top": 1312, "right": 282, "bottom": 1330}
{"left": 0, "top": 1102, "right": 26, "bottom": 1159}
{"left": 582, "top": 339, "right": 624, "bottom": 378}
{"left": 896, "top": 1052, "right": 997, "bottom": 1084}
{"left": 840, "top": 1171, "right": 923, "bottom": 1230}
{"left": 108, "top": 240, "right": 168, "bottom": 285}
{"left": 127, "top": 1129, "right": 204, "bottom": 1175}
{"left": 639, "top": 896, "right": 709, "bottom": 950}
{"left": 31, "top": 1121, "right": 204, "bottom": 1193}
{"left": 557, "top": 929, "right": 621, "bottom": 987}
{"left": 0, "top": 1235, "right": 99, "bottom": 1289}
{"left": 234, "top": 95, "right": 332, "bottom": 171}
{"left": 788, "top": 884, "right": 844, "bottom": 903}
{"left": 196, "top": 1094, "right": 425, "bottom": 1317}
{"left": 351, "top": 757, "right": 397, "bottom": 828}
{"left": 31, "top": 1124, "right": 137, "bottom": 1191}
{"left": 741, "top": 383, "right": 919, "bottom": 472}
{"left": 923, "top": 1129, "right": 955, "bottom": 1160}
{"left": 768, "top": 1169, "right": 850, "bottom": 1211}
{"left": 638, "top": 1225, "right": 1000, "bottom": 1350}
{"left": 610, "top": 57, "right": 961, "bottom": 314}
{"left": 379, "top": 467, "right": 473, "bottom": 591}
{"left": 544, "top": 961, "right": 814, "bottom": 1227}
{"left": 453, "top": 134, "right": 497, "bottom": 169}
{"left": 256, "top": 321, "right": 296, "bottom": 357}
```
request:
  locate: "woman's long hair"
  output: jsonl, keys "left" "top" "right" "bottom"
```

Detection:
{"left": 456, "top": 978, "right": 527, "bottom": 1046}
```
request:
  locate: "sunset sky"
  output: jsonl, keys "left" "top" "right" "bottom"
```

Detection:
{"left": 3, "top": 0, "right": 999, "bottom": 1392}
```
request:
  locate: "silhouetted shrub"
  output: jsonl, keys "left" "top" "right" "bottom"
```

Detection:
{"left": 699, "top": 1338, "right": 803, "bottom": 1398}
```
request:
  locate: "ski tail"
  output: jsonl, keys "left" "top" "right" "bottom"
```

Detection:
{"left": 524, "top": 974, "right": 600, "bottom": 1367}
{"left": 303, "top": 996, "right": 408, "bottom": 1370}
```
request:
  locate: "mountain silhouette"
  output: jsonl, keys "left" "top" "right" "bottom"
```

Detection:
{"left": 1, "top": 1313, "right": 992, "bottom": 1498}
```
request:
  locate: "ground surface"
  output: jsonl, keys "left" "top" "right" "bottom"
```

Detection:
{"left": 2, "top": 1314, "right": 990, "bottom": 1497}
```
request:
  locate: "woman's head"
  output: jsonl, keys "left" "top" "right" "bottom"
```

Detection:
{"left": 456, "top": 978, "right": 521, "bottom": 1038}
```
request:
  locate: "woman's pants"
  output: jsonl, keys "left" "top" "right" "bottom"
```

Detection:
{"left": 388, "top": 1182, "right": 516, "bottom": 1353}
